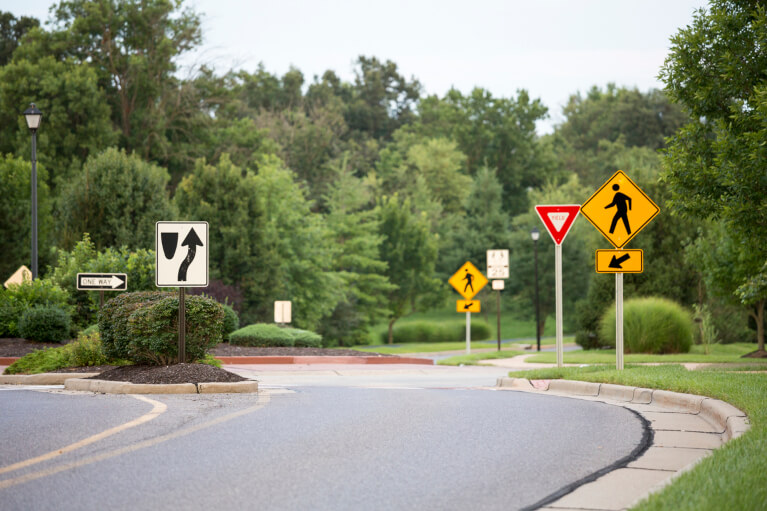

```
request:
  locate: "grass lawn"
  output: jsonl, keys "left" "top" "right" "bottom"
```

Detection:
{"left": 365, "top": 305, "right": 558, "bottom": 344}
{"left": 524, "top": 343, "right": 767, "bottom": 365}
{"left": 506, "top": 364, "right": 767, "bottom": 510}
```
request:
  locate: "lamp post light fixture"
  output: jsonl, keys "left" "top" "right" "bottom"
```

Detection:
{"left": 23, "top": 103, "right": 42, "bottom": 280}
{"left": 530, "top": 227, "right": 541, "bottom": 352}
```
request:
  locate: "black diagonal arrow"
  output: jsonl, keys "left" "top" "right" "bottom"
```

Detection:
{"left": 178, "top": 228, "right": 203, "bottom": 282}
{"left": 608, "top": 253, "right": 631, "bottom": 269}
{"left": 464, "top": 303, "right": 472, "bottom": 310}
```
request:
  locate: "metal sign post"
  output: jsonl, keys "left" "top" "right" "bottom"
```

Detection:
{"left": 179, "top": 287, "right": 186, "bottom": 363}
{"left": 535, "top": 205, "right": 580, "bottom": 369}
{"left": 616, "top": 273, "right": 624, "bottom": 370}
{"left": 466, "top": 311, "right": 471, "bottom": 355}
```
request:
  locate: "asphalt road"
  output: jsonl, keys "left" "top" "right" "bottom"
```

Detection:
{"left": 0, "top": 382, "right": 646, "bottom": 511}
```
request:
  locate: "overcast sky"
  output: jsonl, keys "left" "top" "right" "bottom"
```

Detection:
{"left": 9, "top": 0, "right": 706, "bottom": 133}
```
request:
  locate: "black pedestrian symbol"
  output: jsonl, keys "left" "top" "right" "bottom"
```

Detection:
{"left": 462, "top": 269, "right": 475, "bottom": 294}
{"left": 177, "top": 228, "right": 203, "bottom": 281}
{"left": 605, "top": 184, "right": 632, "bottom": 235}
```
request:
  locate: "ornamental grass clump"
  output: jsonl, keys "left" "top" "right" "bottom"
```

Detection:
{"left": 99, "top": 291, "right": 225, "bottom": 365}
{"left": 599, "top": 296, "right": 693, "bottom": 354}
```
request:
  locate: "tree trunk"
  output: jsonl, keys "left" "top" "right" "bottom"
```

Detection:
{"left": 757, "top": 300, "right": 765, "bottom": 352}
{"left": 387, "top": 317, "right": 397, "bottom": 344}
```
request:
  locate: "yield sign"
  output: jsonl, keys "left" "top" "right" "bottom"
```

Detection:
{"left": 535, "top": 205, "right": 581, "bottom": 245}
{"left": 580, "top": 170, "right": 659, "bottom": 248}
{"left": 448, "top": 261, "right": 488, "bottom": 300}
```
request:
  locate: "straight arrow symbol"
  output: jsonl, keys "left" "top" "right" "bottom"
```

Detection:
{"left": 609, "top": 253, "right": 631, "bottom": 269}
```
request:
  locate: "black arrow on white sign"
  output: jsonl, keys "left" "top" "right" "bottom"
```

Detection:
{"left": 178, "top": 228, "right": 204, "bottom": 282}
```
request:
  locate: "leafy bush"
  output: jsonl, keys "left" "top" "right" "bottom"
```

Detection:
{"left": 100, "top": 291, "right": 225, "bottom": 365}
{"left": 0, "top": 279, "right": 72, "bottom": 337}
{"left": 599, "top": 296, "right": 693, "bottom": 354}
{"left": 222, "top": 305, "right": 240, "bottom": 341}
{"left": 229, "top": 324, "right": 322, "bottom": 348}
{"left": 99, "top": 291, "right": 172, "bottom": 361}
{"left": 81, "top": 324, "right": 99, "bottom": 336}
{"left": 4, "top": 331, "right": 119, "bottom": 375}
{"left": 17, "top": 306, "right": 72, "bottom": 343}
{"left": 379, "top": 320, "right": 492, "bottom": 344}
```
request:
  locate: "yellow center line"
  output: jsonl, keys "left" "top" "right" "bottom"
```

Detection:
{"left": 0, "top": 391, "right": 271, "bottom": 490}
{"left": 0, "top": 395, "right": 167, "bottom": 476}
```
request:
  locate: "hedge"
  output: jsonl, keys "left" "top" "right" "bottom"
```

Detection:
{"left": 379, "top": 320, "right": 492, "bottom": 344}
{"left": 229, "top": 324, "right": 322, "bottom": 348}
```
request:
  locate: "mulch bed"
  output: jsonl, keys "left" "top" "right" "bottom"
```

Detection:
{"left": 742, "top": 350, "right": 767, "bottom": 359}
{"left": 89, "top": 363, "right": 247, "bottom": 385}
{"left": 0, "top": 338, "right": 74, "bottom": 357}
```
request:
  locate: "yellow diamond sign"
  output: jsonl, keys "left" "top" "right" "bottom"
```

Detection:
{"left": 448, "top": 261, "right": 488, "bottom": 300}
{"left": 580, "top": 170, "right": 659, "bottom": 248}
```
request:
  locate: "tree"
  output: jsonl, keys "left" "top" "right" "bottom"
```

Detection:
{"left": 57, "top": 148, "right": 176, "bottom": 250}
{"left": 0, "top": 47, "right": 117, "bottom": 190}
{"left": 659, "top": 0, "right": 767, "bottom": 350}
{"left": 0, "top": 155, "right": 53, "bottom": 279}
{"left": 377, "top": 194, "right": 440, "bottom": 343}
{"left": 0, "top": 11, "right": 40, "bottom": 66}
{"left": 51, "top": 0, "right": 202, "bottom": 161}
{"left": 173, "top": 154, "right": 268, "bottom": 319}
{"left": 320, "top": 156, "right": 394, "bottom": 345}
{"left": 413, "top": 87, "right": 551, "bottom": 215}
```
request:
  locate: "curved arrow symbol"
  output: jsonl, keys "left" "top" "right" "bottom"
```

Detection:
{"left": 178, "top": 228, "right": 204, "bottom": 282}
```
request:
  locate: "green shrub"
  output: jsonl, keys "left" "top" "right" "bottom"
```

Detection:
{"left": 0, "top": 279, "right": 71, "bottom": 337}
{"left": 379, "top": 320, "right": 492, "bottom": 344}
{"left": 222, "top": 305, "right": 240, "bottom": 341}
{"left": 17, "top": 306, "right": 72, "bottom": 343}
{"left": 229, "top": 324, "right": 322, "bottom": 348}
{"left": 123, "top": 294, "right": 225, "bottom": 365}
{"left": 598, "top": 296, "right": 693, "bottom": 354}
{"left": 4, "top": 331, "right": 118, "bottom": 375}
{"left": 99, "top": 291, "right": 172, "bottom": 361}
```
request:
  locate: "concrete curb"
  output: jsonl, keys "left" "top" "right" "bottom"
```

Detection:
{"left": 64, "top": 378, "right": 259, "bottom": 394}
{"left": 497, "top": 378, "right": 751, "bottom": 510}
{"left": 0, "top": 373, "right": 100, "bottom": 385}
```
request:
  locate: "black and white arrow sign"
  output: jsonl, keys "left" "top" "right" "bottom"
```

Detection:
{"left": 155, "top": 221, "right": 209, "bottom": 287}
{"left": 76, "top": 273, "right": 127, "bottom": 291}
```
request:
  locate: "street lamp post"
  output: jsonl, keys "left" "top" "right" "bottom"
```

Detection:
{"left": 531, "top": 227, "right": 541, "bottom": 352}
{"left": 23, "top": 103, "right": 42, "bottom": 280}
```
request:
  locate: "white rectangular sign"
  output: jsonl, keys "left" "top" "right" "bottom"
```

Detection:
{"left": 77, "top": 273, "right": 127, "bottom": 291}
{"left": 492, "top": 280, "right": 505, "bottom": 290}
{"left": 487, "top": 249, "right": 509, "bottom": 279}
{"left": 275, "top": 301, "right": 292, "bottom": 324}
{"left": 155, "top": 221, "right": 209, "bottom": 287}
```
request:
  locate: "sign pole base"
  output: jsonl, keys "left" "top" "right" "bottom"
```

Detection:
{"left": 466, "top": 311, "right": 471, "bottom": 355}
{"left": 616, "top": 273, "right": 624, "bottom": 370}
{"left": 179, "top": 287, "right": 186, "bottom": 364}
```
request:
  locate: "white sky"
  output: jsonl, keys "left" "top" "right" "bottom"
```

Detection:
{"left": 8, "top": 0, "right": 706, "bottom": 134}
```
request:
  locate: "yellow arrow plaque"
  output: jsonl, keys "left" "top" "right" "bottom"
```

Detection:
{"left": 595, "top": 249, "right": 643, "bottom": 273}
{"left": 456, "top": 300, "right": 481, "bottom": 313}
{"left": 448, "top": 261, "right": 488, "bottom": 300}
{"left": 581, "top": 171, "right": 659, "bottom": 248}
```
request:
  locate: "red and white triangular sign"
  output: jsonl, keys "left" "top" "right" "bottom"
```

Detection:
{"left": 535, "top": 205, "right": 581, "bottom": 245}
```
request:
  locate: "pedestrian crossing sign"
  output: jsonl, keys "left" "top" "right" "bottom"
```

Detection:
{"left": 448, "top": 261, "right": 488, "bottom": 301}
{"left": 580, "top": 170, "right": 659, "bottom": 248}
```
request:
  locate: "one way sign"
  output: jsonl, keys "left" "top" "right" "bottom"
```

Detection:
{"left": 77, "top": 273, "right": 127, "bottom": 290}
{"left": 155, "top": 221, "right": 209, "bottom": 287}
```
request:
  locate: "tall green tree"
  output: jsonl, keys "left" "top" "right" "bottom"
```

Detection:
{"left": 0, "top": 155, "right": 53, "bottom": 279}
{"left": 51, "top": 0, "right": 202, "bottom": 162}
{"left": 0, "top": 11, "right": 39, "bottom": 65}
{"left": 659, "top": 0, "right": 767, "bottom": 351}
{"left": 377, "top": 194, "right": 440, "bottom": 343}
{"left": 321, "top": 156, "right": 394, "bottom": 345}
{"left": 57, "top": 148, "right": 176, "bottom": 250}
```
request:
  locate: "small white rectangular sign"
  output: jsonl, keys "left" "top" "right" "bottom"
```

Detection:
{"left": 492, "top": 280, "right": 505, "bottom": 290}
{"left": 156, "top": 221, "right": 209, "bottom": 287}
{"left": 275, "top": 301, "right": 292, "bottom": 324}
{"left": 77, "top": 273, "right": 127, "bottom": 291}
{"left": 487, "top": 249, "right": 509, "bottom": 279}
